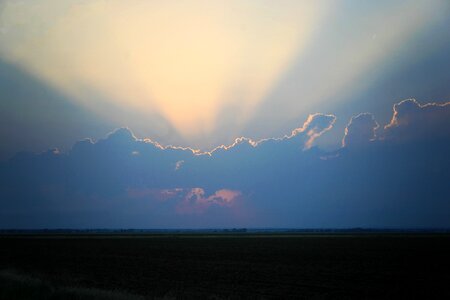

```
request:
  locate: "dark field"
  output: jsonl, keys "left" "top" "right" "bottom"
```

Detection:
{"left": 1, "top": 234, "right": 450, "bottom": 299}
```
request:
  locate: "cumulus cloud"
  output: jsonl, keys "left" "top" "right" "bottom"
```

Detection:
{"left": 208, "top": 113, "right": 336, "bottom": 154}
{"left": 383, "top": 99, "right": 450, "bottom": 142}
{"left": 292, "top": 113, "right": 337, "bottom": 149}
{"left": 252, "top": 113, "right": 336, "bottom": 149}
{"left": 1, "top": 100, "right": 450, "bottom": 228}
{"left": 175, "top": 188, "right": 241, "bottom": 215}
{"left": 127, "top": 187, "right": 241, "bottom": 215}
{"left": 342, "top": 113, "right": 379, "bottom": 148}
{"left": 175, "top": 160, "right": 184, "bottom": 170}
{"left": 127, "top": 188, "right": 183, "bottom": 202}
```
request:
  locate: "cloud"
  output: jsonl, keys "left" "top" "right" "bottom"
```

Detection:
{"left": 1, "top": 100, "right": 450, "bottom": 228}
{"left": 212, "top": 113, "right": 336, "bottom": 154}
{"left": 342, "top": 113, "right": 379, "bottom": 148}
{"left": 127, "top": 186, "right": 241, "bottom": 214}
{"left": 175, "top": 188, "right": 241, "bottom": 215}
{"left": 383, "top": 99, "right": 450, "bottom": 142}
{"left": 127, "top": 188, "right": 183, "bottom": 202}
{"left": 300, "top": 113, "right": 337, "bottom": 149}
{"left": 175, "top": 160, "right": 184, "bottom": 171}
{"left": 105, "top": 127, "right": 138, "bottom": 143}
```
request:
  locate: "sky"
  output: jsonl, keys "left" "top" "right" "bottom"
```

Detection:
{"left": 1, "top": 0, "right": 450, "bottom": 228}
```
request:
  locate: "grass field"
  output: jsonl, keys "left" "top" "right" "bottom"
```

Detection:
{"left": 1, "top": 234, "right": 450, "bottom": 299}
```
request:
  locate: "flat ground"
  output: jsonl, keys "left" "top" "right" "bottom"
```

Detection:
{"left": 1, "top": 234, "right": 450, "bottom": 299}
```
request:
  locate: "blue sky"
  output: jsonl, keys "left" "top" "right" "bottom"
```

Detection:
{"left": 0, "top": 1, "right": 449, "bottom": 228}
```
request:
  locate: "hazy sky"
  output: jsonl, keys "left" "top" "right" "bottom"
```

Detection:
{"left": 1, "top": 0, "right": 449, "bottom": 157}
{"left": 1, "top": 1, "right": 450, "bottom": 228}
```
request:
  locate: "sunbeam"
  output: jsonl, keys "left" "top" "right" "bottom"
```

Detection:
{"left": 0, "top": 0, "right": 324, "bottom": 138}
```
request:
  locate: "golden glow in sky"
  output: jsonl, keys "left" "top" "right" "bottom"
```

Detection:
{"left": 0, "top": 0, "right": 441, "bottom": 148}
{"left": 0, "top": 0, "right": 322, "bottom": 137}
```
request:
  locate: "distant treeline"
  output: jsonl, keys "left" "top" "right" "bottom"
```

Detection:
{"left": 1, "top": 228, "right": 450, "bottom": 235}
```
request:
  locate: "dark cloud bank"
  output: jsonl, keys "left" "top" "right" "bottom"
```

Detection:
{"left": 1, "top": 99, "right": 449, "bottom": 228}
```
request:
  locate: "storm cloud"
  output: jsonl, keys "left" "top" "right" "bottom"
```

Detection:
{"left": 0, "top": 100, "right": 449, "bottom": 228}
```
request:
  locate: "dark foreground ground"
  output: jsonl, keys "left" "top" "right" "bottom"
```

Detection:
{"left": 1, "top": 234, "right": 450, "bottom": 299}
